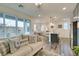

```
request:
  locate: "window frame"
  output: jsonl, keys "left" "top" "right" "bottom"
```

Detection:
{"left": 0, "top": 13, "right": 31, "bottom": 38}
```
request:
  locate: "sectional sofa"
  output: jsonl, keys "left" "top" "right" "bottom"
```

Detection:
{"left": 0, "top": 35, "right": 47, "bottom": 56}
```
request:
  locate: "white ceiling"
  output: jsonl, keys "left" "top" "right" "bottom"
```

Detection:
{"left": 0, "top": 3, "right": 76, "bottom": 19}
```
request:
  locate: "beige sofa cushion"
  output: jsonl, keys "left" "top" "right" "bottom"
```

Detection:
{"left": 6, "top": 42, "right": 43, "bottom": 56}
{"left": 8, "top": 37, "right": 20, "bottom": 54}
{"left": 0, "top": 40, "right": 10, "bottom": 56}
{"left": 9, "top": 45, "right": 33, "bottom": 56}
{"left": 27, "top": 42, "right": 43, "bottom": 56}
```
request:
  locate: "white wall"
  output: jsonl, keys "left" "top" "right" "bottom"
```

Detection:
{"left": 52, "top": 21, "right": 70, "bottom": 38}
{"left": 31, "top": 17, "right": 71, "bottom": 38}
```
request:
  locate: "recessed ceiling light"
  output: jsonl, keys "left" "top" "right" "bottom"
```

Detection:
{"left": 35, "top": 3, "right": 42, "bottom": 6}
{"left": 62, "top": 7, "right": 66, "bottom": 10}
{"left": 53, "top": 16, "right": 57, "bottom": 19}
{"left": 38, "top": 14, "right": 41, "bottom": 17}
{"left": 35, "top": 3, "right": 38, "bottom": 6}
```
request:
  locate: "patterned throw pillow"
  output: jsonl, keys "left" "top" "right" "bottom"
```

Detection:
{"left": 0, "top": 40, "right": 10, "bottom": 56}
{"left": 8, "top": 37, "right": 20, "bottom": 54}
{"left": 20, "top": 38, "right": 28, "bottom": 47}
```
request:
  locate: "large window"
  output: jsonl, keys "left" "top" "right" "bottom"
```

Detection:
{"left": 18, "top": 20, "right": 24, "bottom": 27}
{"left": 0, "top": 13, "right": 4, "bottom": 38}
{"left": 24, "top": 20, "right": 31, "bottom": 35}
{"left": 0, "top": 13, "right": 31, "bottom": 38}
{"left": 5, "top": 18, "right": 16, "bottom": 27}
{"left": 33, "top": 23, "right": 47, "bottom": 32}
{"left": 64, "top": 22, "right": 70, "bottom": 30}
{"left": 41, "top": 25, "right": 47, "bottom": 32}
{"left": 41, "top": 25, "right": 45, "bottom": 32}
{"left": 5, "top": 15, "right": 16, "bottom": 37}
{"left": 0, "top": 17, "right": 3, "bottom": 25}
{"left": 5, "top": 15, "right": 16, "bottom": 27}
{"left": 34, "top": 24, "right": 37, "bottom": 32}
{"left": 17, "top": 18, "right": 24, "bottom": 35}
{"left": 0, "top": 13, "right": 3, "bottom": 25}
